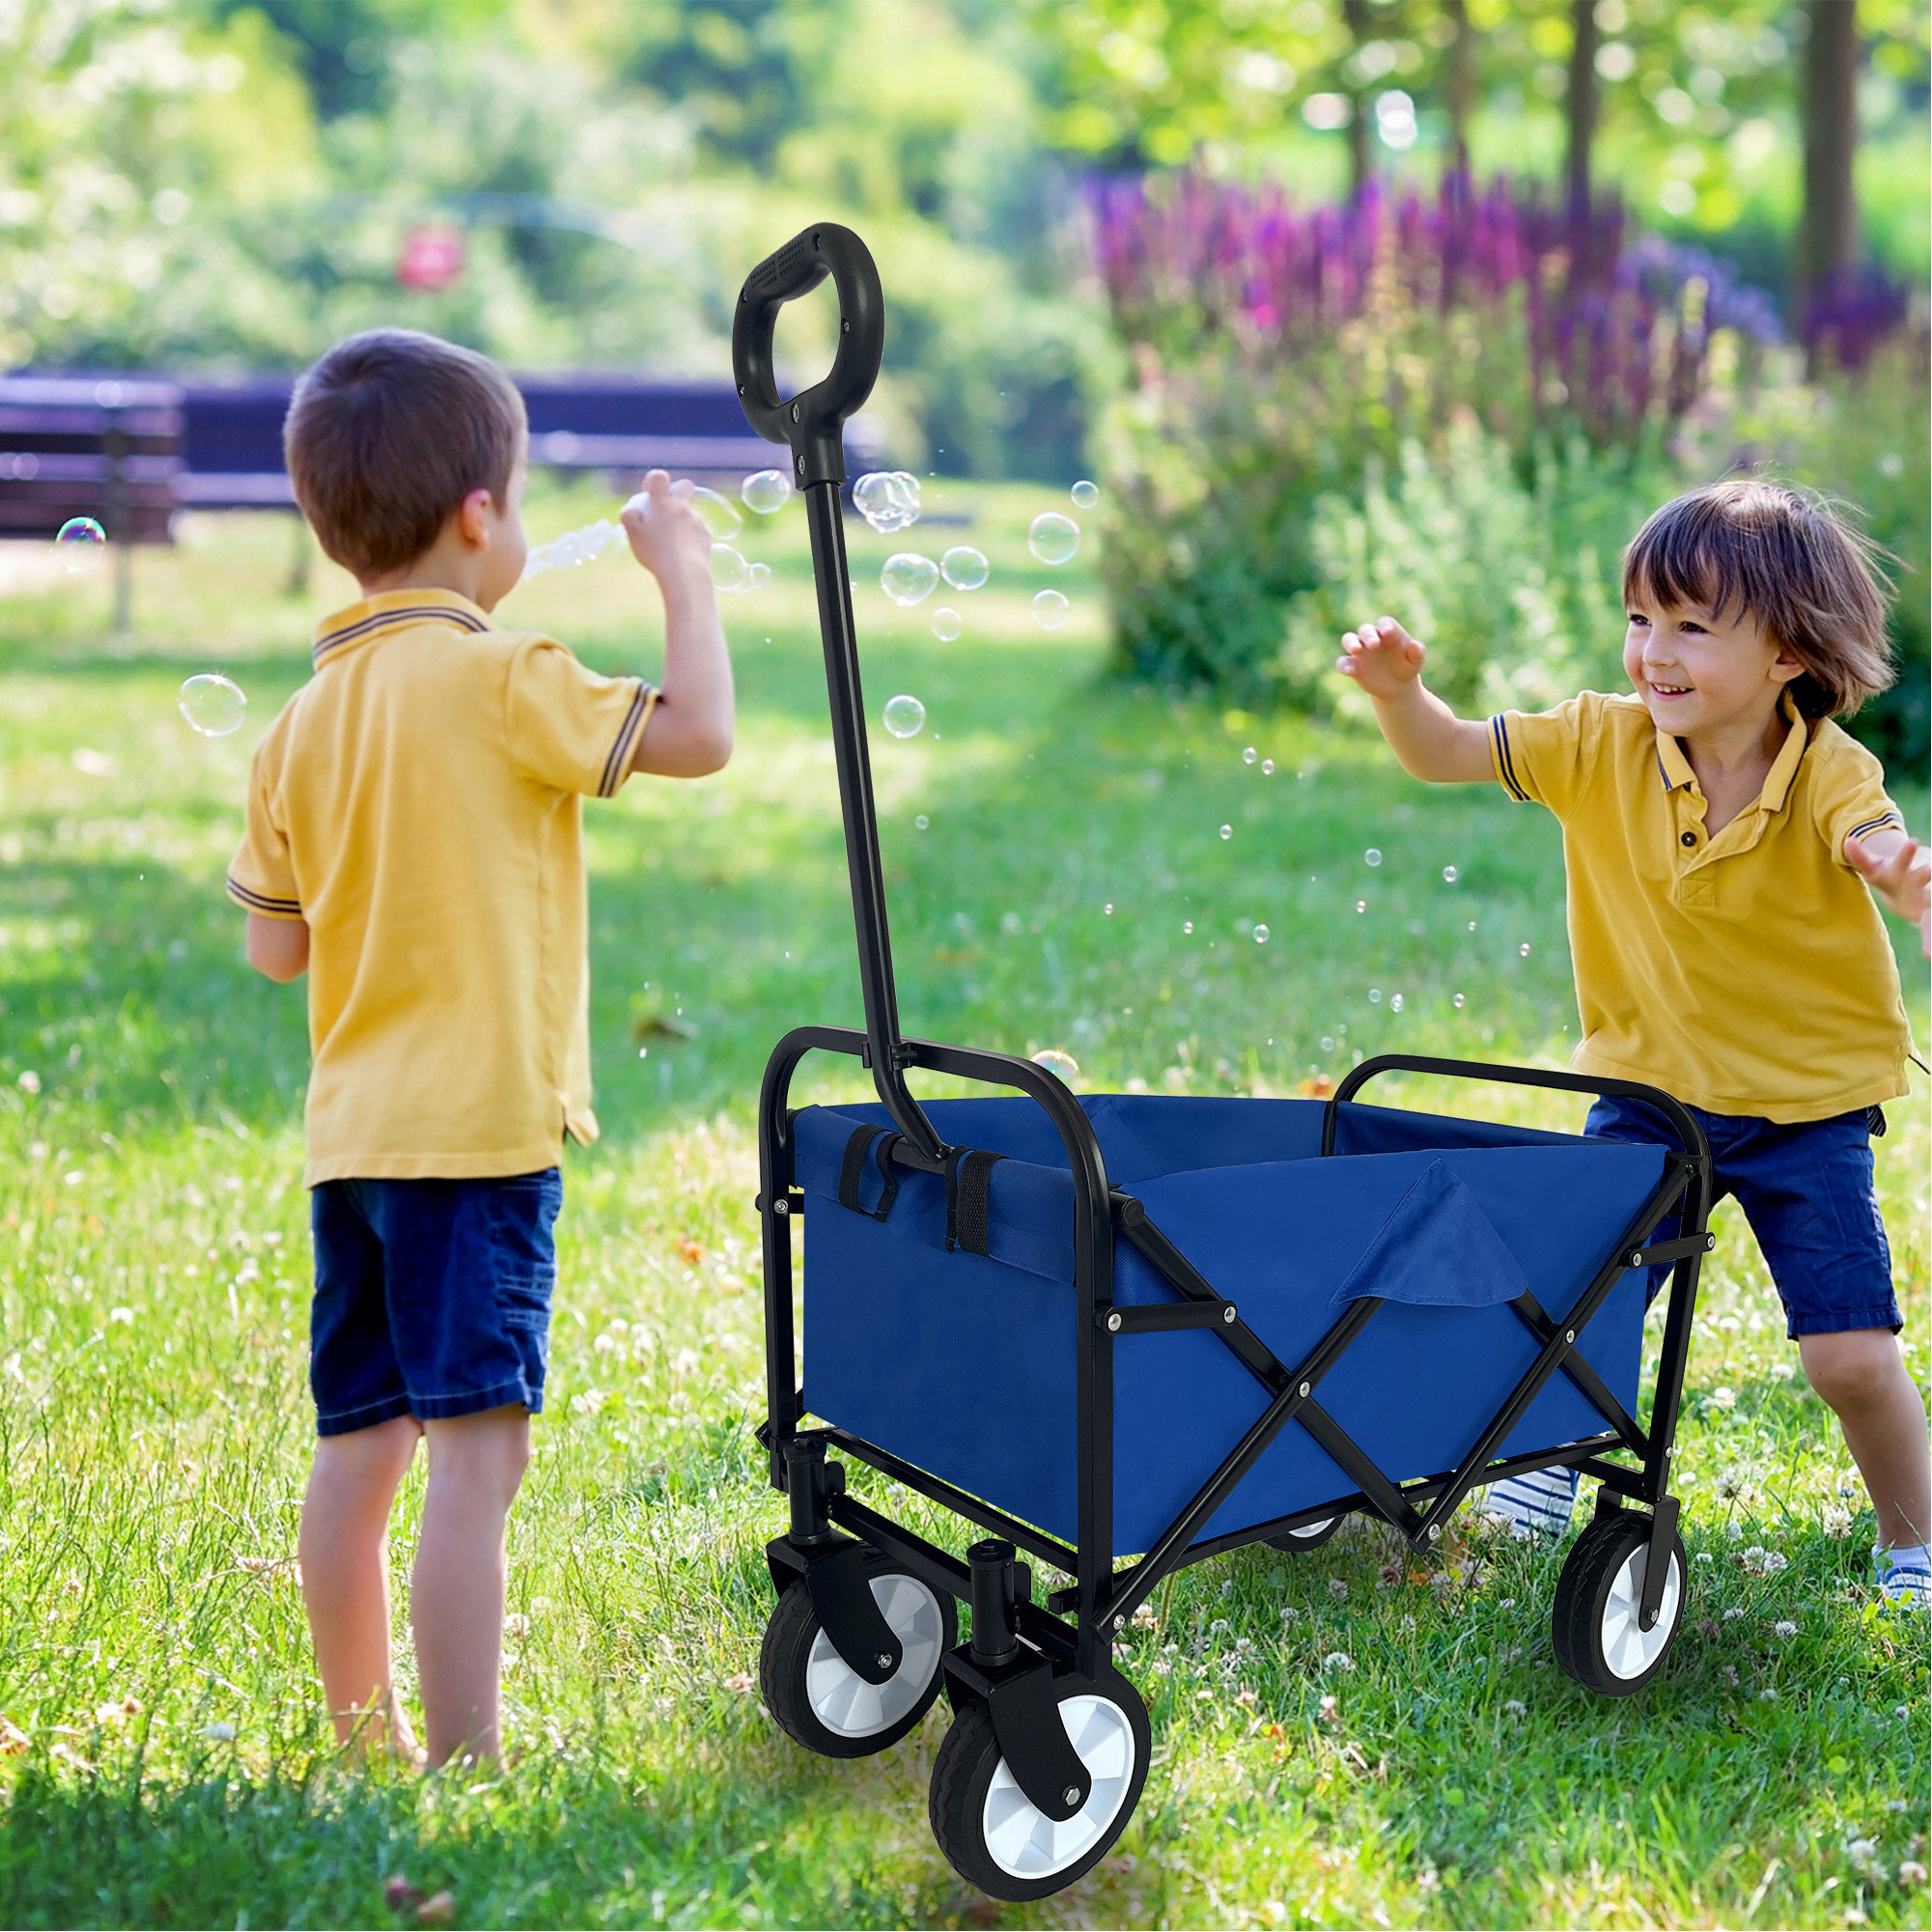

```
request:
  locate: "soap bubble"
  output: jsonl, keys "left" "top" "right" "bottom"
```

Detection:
{"left": 1453, "top": 993, "right": 1466, "bottom": 1008}
{"left": 710, "top": 543, "right": 750, "bottom": 592}
{"left": 55, "top": 517, "right": 106, "bottom": 569}
{"left": 1368, "top": 989, "right": 1383, "bottom": 1003}
{"left": 930, "top": 605, "right": 963, "bottom": 641}
{"left": 1031, "top": 588, "right": 1070, "bottom": 629}
{"left": 1356, "top": 900, "right": 1366, "bottom": 913}
{"left": 1519, "top": 941, "right": 1531, "bottom": 957}
{"left": 881, "top": 552, "right": 939, "bottom": 606}
{"left": 1364, "top": 848, "right": 1383, "bottom": 867}
{"left": 1182, "top": 921, "right": 1193, "bottom": 935}
{"left": 1442, "top": 864, "right": 1459, "bottom": 883}
{"left": 1032, "top": 1048, "right": 1079, "bottom": 1080}
{"left": 1028, "top": 512, "right": 1079, "bottom": 566}
{"left": 741, "top": 469, "right": 792, "bottom": 515}
{"left": 1261, "top": 759, "right": 1274, "bottom": 775}
{"left": 747, "top": 560, "right": 771, "bottom": 589}
{"left": 1467, "top": 920, "right": 1477, "bottom": 932}
{"left": 1103, "top": 903, "right": 1113, "bottom": 914}
{"left": 1320, "top": 1036, "right": 1334, "bottom": 1051}
{"left": 914, "top": 814, "right": 929, "bottom": 829}
{"left": 940, "top": 546, "right": 989, "bottom": 591}
{"left": 882, "top": 693, "right": 926, "bottom": 739}
{"left": 532, "top": 517, "right": 622, "bottom": 577}
{"left": 854, "top": 471, "right": 920, "bottom": 534}
{"left": 179, "top": 673, "right": 247, "bottom": 738}
{"left": 1218, "top": 825, "right": 1233, "bottom": 841}
{"left": 1253, "top": 924, "right": 1270, "bottom": 943}
{"left": 1070, "top": 479, "right": 1100, "bottom": 510}
{"left": 691, "top": 487, "right": 742, "bottom": 540}
{"left": 1243, "top": 746, "right": 1257, "bottom": 765}
{"left": 1389, "top": 993, "right": 1404, "bottom": 1012}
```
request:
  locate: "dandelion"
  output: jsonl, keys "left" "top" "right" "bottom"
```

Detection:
{"left": 1323, "top": 1652, "right": 1356, "bottom": 1671}
{"left": 1774, "top": 1620, "right": 1798, "bottom": 1638}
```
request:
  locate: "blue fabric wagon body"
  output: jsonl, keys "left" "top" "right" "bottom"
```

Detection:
{"left": 796, "top": 1093, "right": 1667, "bottom": 1555}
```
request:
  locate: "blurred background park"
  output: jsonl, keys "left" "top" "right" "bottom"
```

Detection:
{"left": 0, "top": 6, "right": 1928, "bottom": 1929}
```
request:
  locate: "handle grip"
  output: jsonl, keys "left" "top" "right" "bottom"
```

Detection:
{"left": 733, "top": 223, "right": 883, "bottom": 490}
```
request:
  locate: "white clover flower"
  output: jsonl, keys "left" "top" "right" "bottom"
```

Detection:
{"left": 1694, "top": 1552, "right": 1715, "bottom": 1564}
{"left": 1723, "top": 1607, "right": 1747, "bottom": 1620}
{"left": 1758, "top": 1687, "right": 1778, "bottom": 1700}
{"left": 1710, "top": 1386, "right": 1737, "bottom": 1410}
{"left": 1209, "top": 1617, "right": 1231, "bottom": 1635}
{"left": 1279, "top": 1605, "right": 1303, "bottom": 1622}
{"left": 1502, "top": 1698, "right": 1526, "bottom": 1717}
{"left": 1323, "top": 1651, "right": 1355, "bottom": 1671}
{"left": 1497, "top": 1598, "right": 1515, "bottom": 1610}
{"left": 1822, "top": 1502, "right": 1853, "bottom": 1538}
{"left": 1328, "top": 1578, "right": 1349, "bottom": 1600}
{"left": 1774, "top": 1620, "right": 1797, "bottom": 1638}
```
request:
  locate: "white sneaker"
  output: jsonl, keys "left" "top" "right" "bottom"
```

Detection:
{"left": 1481, "top": 1465, "right": 1580, "bottom": 1539}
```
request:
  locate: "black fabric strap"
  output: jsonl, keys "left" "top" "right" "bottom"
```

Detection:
{"left": 836, "top": 1124, "right": 904, "bottom": 1221}
{"left": 868, "top": 1133, "right": 904, "bottom": 1220}
{"left": 943, "top": 1146, "right": 1004, "bottom": 1255}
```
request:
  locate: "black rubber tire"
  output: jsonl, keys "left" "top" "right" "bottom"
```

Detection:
{"left": 1267, "top": 1513, "right": 1344, "bottom": 1553}
{"left": 759, "top": 1551, "right": 956, "bottom": 1759}
{"left": 1551, "top": 1509, "right": 1687, "bottom": 1696}
{"left": 928, "top": 1674, "right": 1151, "bottom": 1902}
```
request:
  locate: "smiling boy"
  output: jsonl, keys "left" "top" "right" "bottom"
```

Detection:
{"left": 1337, "top": 478, "right": 1931, "bottom": 1604}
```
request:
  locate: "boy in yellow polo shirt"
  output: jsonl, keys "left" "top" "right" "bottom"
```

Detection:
{"left": 228, "top": 328, "right": 734, "bottom": 1765}
{"left": 1337, "top": 478, "right": 1930, "bottom": 1606}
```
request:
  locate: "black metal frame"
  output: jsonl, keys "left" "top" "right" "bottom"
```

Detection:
{"left": 735, "top": 223, "right": 1716, "bottom": 1805}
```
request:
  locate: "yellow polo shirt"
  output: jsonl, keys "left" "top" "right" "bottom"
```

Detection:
{"left": 1489, "top": 689, "right": 1915, "bottom": 1122}
{"left": 228, "top": 589, "right": 656, "bottom": 1186}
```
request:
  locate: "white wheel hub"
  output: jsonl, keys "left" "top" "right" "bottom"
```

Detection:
{"left": 982, "top": 1694, "right": 1136, "bottom": 1881}
{"left": 805, "top": 1572, "right": 945, "bottom": 1738}
{"left": 1600, "top": 1542, "right": 1681, "bottom": 1679}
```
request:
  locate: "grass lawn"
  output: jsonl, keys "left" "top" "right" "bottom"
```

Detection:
{"left": 0, "top": 479, "right": 1925, "bottom": 1930}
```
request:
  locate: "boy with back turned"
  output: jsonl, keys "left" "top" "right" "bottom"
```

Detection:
{"left": 230, "top": 328, "right": 735, "bottom": 1765}
{"left": 1339, "top": 479, "right": 1930, "bottom": 1605}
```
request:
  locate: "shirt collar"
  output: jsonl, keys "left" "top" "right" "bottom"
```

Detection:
{"left": 1653, "top": 689, "right": 1808, "bottom": 812}
{"left": 312, "top": 587, "right": 490, "bottom": 668}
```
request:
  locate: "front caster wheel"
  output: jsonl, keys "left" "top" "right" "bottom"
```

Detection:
{"left": 1552, "top": 1509, "right": 1686, "bottom": 1695}
{"left": 928, "top": 1676, "right": 1150, "bottom": 1901}
{"left": 1267, "top": 1514, "right": 1342, "bottom": 1553}
{"left": 760, "top": 1552, "right": 956, "bottom": 1757}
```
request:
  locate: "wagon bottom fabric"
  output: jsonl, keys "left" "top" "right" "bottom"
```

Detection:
{"left": 796, "top": 1098, "right": 1670, "bottom": 1555}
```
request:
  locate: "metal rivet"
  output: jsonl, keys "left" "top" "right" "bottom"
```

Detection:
{"left": 1112, "top": 1614, "right": 1124, "bottom": 1631}
{"left": 1427, "top": 1525, "right": 1442, "bottom": 1543}
{"left": 1299, "top": 1382, "right": 1310, "bottom": 1398}
{"left": 842, "top": 318, "right": 851, "bottom": 332}
{"left": 1564, "top": 1330, "right": 1575, "bottom": 1344}
{"left": 876, "top": 1652, "right": 893, "bottom": 1670}
{"left": 736, "top": 382, "right": 745, "bottom": 394}
{"left": 1063, "top": 1784, "right": 1081, "bottom": 1806}
{"left": 1106, "top": 1311, "right": 1121, "bottom": 1332}
{"left": 773, "top": 1198, "right": 789, "bottom": 1215}
{"left": 791, "top": 403, "right": 799, "bottom": 422}
{"left": 1222, "top": 1305, "right": 1237, "bottom": 1324}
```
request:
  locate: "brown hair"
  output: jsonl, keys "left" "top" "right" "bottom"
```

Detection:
{"left": 284, "top": 328, "right": 526, "bottom": 577}
{"left": 1621, "top": 478, "right": 1896, "bottom": 718}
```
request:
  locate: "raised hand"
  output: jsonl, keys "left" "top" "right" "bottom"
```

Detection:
{"left": 1846, "top": 832, "right": 1932, "bottom": 959}
{"left": 620, "top": 469, "right": 713, "bottom": 591}
{"left": 1335, "top": 616, "right": 1427, "bottom": 702}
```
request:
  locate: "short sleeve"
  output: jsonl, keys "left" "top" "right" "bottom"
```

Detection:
{"left": 1487, "top": 694, "right": 1592, "bottom": 820}
{"left": 1809, "top": 731, "right": 1906, "bottom": 866}
{"left": 226, "top": 726, "right": 302, "bottom": 920}
{"left": 503, "top": 635, "right": 657, "bottom": 798}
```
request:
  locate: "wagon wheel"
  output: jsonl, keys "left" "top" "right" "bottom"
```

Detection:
{"left": 928, "top": 1674, "right": 1150, "bottom": 1901}
{"left": 1551, "top": 1509, "right": 1687, "bottom": 1696}
{"left": 760, "top": 1551, "right": 956, "bottom": 1757}
{"left": 1267, "top": 1515, "right": 1343, "bottom": 1553}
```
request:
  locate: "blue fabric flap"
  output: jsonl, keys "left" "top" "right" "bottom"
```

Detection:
{"left": 1330, "top": 1158, "right": 1530, "bottom": 1310}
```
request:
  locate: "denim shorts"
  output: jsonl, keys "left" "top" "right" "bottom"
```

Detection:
{"left": 308, "top": 1168, "right": 562, "bottom": 1437}
{"left": 1585, "top": 1096, "right": 1899, "bottom": 1340}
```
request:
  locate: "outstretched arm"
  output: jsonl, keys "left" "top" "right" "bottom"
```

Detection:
{"left": 1846, "top": 828, "right": 1931, "bottom": 959}
{"left": 1336, "top": 617, "right": 1494, "bottom": 783}
{"left": 621, "top": 470, "right": 735, "bottom": 778}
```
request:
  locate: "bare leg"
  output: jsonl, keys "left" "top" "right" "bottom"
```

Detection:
{"left": 412, "top": 1406, "right": 531, "bottom": 1770}
{"left": 1799, "top": 1330, "right": 1931, "bottom": 1551}
{"left": 298, "top": 1415, "right": 424, "bottom": 1761}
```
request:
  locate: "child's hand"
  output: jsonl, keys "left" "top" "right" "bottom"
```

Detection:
{"left": 621, "top": 469, "right": 713, "bottom": 593}
{"left": 1846, "top": 832, "right": 1932, "bottom": 957}
{"left": 1335, "top": 616, "right": 1427, "bottom": 701}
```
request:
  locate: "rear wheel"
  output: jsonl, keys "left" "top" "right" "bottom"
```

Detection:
{"left": 760, "top": 1552, "right": 956, "bottom": 1757}
{"left": 928, "top": 1675, "right": 1150, "bottom": 1901}
{"left": 1267, "top": 1515, "right": 1342, "bottom": 1554}
{"left": 1552, "top": 1510, "right": 1686, "bottom": 1695}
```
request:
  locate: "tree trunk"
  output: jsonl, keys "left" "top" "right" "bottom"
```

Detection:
{"left": 1797, "top": 0, "right": 1860, "bottom": 346}
{"left": 1342, "top": 0, "right": 1373, "bottom": 199}
{"left": 1565, "top": 0, "right": 1598, "bottom": 230}
{"left": 1444, "top": 0, "right": 1473, "bottom": 177}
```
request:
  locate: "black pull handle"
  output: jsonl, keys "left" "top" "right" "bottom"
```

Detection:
{"left": 732, "top": 223, "right": 883, "bottom": 490}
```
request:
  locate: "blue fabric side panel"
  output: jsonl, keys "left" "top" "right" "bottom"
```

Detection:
{"left": 1332, "top": 1099, "right": 1601, "bottom": 1157}
{"left": 800, "top": 1191, "right": 1078, "bottom": 1543}
{"left": 1330, "top": 1159, "right": 1530, "bottom": 1308}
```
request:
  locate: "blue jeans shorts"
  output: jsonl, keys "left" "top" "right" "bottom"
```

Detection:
{"left": 308, "top": 1168, "right": 562, "bottom": 1437}
{"left": 1585, "top": 1097, "right": 1900, "bottom": 1339}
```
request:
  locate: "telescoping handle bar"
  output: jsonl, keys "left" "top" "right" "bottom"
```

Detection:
{"left": 732, "top": 225, "right": 944, "bottom": 1164}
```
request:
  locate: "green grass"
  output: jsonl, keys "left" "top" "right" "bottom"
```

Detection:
{"left": 0, "top": 480, "right": 1925, "bottom": 1929}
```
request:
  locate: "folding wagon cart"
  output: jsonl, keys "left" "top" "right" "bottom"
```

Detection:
{"left": 733, "top": 224, "right": 1717, "bottom": 1902}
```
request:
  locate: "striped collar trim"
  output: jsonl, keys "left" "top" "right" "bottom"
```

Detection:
{"left": 1653, "top": 690, "right": 1806, "bottom": 809}
{"left": 312, "top": 590, "right": 490, "bottom": 667}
